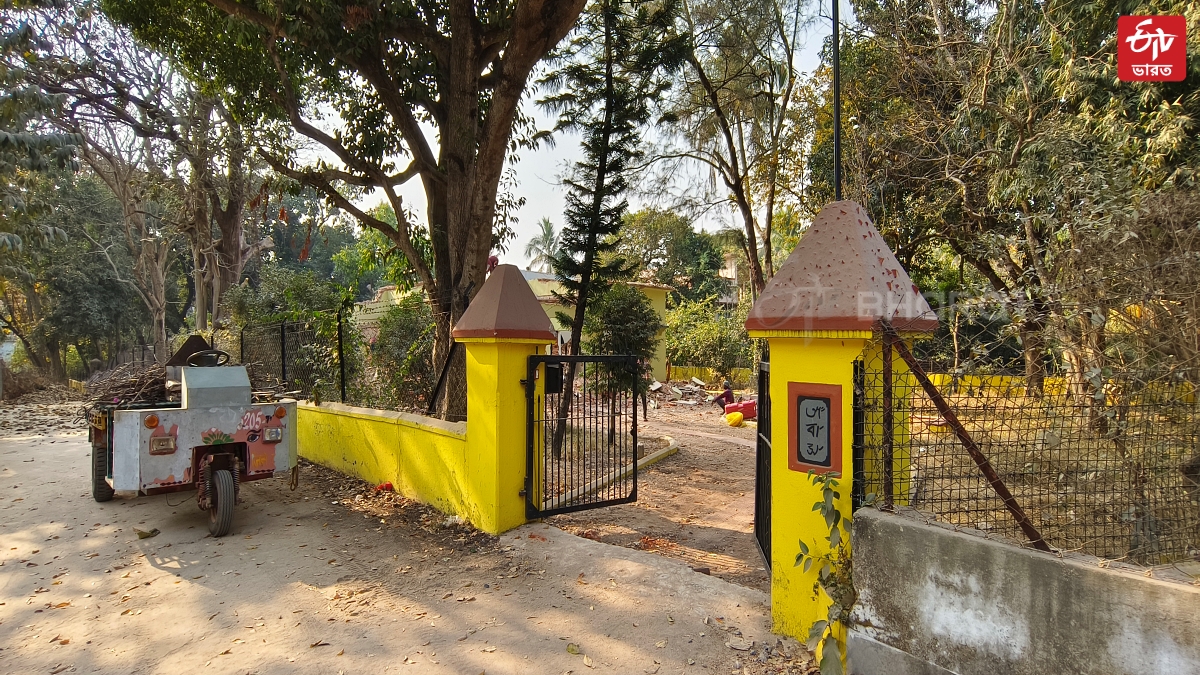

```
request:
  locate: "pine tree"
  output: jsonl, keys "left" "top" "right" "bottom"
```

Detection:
{"left": 544, "top": 0, "right": 687, "bottom": 356}
{"left": 541, "top": 0, "right": 686, "bottom": 457}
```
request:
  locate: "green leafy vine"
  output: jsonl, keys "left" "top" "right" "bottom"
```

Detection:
{"left": 795, "top": 472, "right": 875, "bottom": 675}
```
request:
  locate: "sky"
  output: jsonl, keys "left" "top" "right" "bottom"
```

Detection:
{"left": 380, "top": 4, "right": 843, "bottom": 270}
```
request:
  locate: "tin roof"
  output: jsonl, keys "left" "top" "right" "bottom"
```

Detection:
{"left": 745, "top": 201, "right": 938, "bottom": 333}
{"left": 452, "top": 264, "right": 556, "bottom": 340}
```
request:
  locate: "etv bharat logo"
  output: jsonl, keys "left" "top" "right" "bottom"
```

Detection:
{"left": 1118, "top": 16, "right": 1186, "bottom": 82}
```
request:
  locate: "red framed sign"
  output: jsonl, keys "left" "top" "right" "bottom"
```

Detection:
{"left": 1118, "top": 15, "right": 1186, "bottom": 82}
{"left": 787, "top": 382, "right": 842, "bottom": 475}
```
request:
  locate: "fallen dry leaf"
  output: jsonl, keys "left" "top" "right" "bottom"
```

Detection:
{"left": 310, "top": 640, "right": 330, "bottom": 648}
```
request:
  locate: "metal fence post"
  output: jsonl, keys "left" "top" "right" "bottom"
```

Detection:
{"left": 280, "top": 322, "right": 288, "bottom": 385}
{"left": 337, "top": 309, "right": 347, "bottom": 403}
{"left": 882, "top": 330, "right": 894, "bottom": 509}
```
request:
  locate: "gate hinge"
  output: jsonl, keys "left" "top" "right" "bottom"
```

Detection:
{"left": 518, "top": 488, "right": 527, "bottom": 497}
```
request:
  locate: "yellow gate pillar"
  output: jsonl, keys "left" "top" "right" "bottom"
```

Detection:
{"left": 453, "top": 264, "right": 556, "bottom": 534}
{"left": 745, "top": 201, "right": 938, "bottom": 642}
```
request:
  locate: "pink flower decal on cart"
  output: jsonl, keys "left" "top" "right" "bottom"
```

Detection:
{"left": 201, "top": 429, "right": 235, "bottom": 445}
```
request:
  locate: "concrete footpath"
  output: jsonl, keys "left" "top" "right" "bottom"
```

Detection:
{"left": 0, "top": 403, "right": 803, "bottom": 675}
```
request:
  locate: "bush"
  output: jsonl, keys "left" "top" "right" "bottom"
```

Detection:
{"left": 583, "top": 284, "right": 663, "bottom": 396}
{"left": 664, "top": 298, "right": 754, "bottom": 378}
{"left": 371, "top": 295, "right": 437, "bottom": 405}
{"left": 222, "top": 264, "right": 344, "bottom": 327}
{"left": 341, "top": 293, "right": 437, "bottom": 411}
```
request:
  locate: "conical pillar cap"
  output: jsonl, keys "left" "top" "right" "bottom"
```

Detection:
{"left": 746, "top": 201, "right": 938, "bottom": 333}
{"left": 452, "top": 264, "right": 556, "bottom": 340}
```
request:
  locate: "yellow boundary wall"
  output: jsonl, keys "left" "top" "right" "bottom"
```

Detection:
{"left": 297, "top": 402, "right": 474, "bottom": 523}
{"left": 668, "top": 365, "right": 753, "bottom": 388}
{"left": 924, "top": 374, "right": 1196, "bottom": 404}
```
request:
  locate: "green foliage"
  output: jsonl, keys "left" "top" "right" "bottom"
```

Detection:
{"left": 330, "top": 204, "right": 433, "bottom": 302}
{"left": 798, "top": 0, "right": 1200, "bottom": 393}
{"left": 0, "top": 170, "right": 151, "bottom": 377}
{"left": 222, "top": 263, "right": 345, "bottom": 327}
{"left": 582, "top": 283, "right": 662, "bottom": 360}
{"left": 616, "top": 209, "right": 727, "bottom": 304}
{"left": 664, "top": 298, "right": 753, "bottom": 378}
{"left": 581, "top": 283, "right": 661, "bottom": 401}
{"left": 0, "top": 6, "right": 82, "bottom": 257}
{"left": 351, "top": 293, "right": 437, "bottom": 410}
{"left": 103, "top": 0, "right": 585, "bottom": 360}
{"left": 794, "top": 473, "right": 873, "bottom": 675}
{"left": 262, "top": 191, "right": 358, "bottom": 281}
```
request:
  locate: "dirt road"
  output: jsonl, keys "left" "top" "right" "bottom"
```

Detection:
{"left": 0, "top": 403, "right": 807, "bottom": 675}
{"left": 550, "top": 404, "right": 769, "bottom": 591}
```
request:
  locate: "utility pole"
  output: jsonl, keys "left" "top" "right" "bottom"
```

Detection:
{"left": 832, "top": 0, "right": 842, "bottom": 201}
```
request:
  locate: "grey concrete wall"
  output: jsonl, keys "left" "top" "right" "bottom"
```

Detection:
{"left": 848, "top": 509, "right": 1200, "bottom": 675}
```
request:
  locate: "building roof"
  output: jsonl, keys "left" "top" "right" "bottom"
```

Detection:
{"left": 453, "top": 264, "right": 556, "bottom": 340}
{"left": 745, "top": 201, "right": 938, "bottom": 333}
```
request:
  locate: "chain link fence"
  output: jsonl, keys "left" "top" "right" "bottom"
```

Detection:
{"left": 856, "top": 289, "right": 1200, "bottom": 566}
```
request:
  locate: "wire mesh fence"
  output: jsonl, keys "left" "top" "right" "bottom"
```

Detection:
{"left": 856, "top": 297, "right": 1200, "bottom": 566}
{"left": 215, "top": 306, "right": 466, "bottom": 421}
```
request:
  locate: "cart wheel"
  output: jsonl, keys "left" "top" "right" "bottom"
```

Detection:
{"left": 208, "top": 469, "right": 235, "bottom": 537}
{"left": 91, "top": 444, "right": 114, "bottom": 503}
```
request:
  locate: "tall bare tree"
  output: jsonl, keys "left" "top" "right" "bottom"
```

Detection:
{"left": 664, "top": 0, "right": 809, "bottom": 294}
{"left": 106, "top": 0, "right": 587, "bottom": 410}
{"left": 18, "top": 7, "right": 274, "bottom": 337}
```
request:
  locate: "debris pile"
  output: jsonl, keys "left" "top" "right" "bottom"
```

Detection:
{"left": 85, "top": 362, "right": 169, "bottom": 405}
{"left": 650, "top": 380, "right": 715, "bottom": 407}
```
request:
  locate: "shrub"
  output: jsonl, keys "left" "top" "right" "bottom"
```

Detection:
{"left": 664, "top": 298, "right": 754, "bottom": 378}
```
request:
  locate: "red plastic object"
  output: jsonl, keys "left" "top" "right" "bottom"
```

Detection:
{"left": 374, "top": 482, "right": 394, "bottom": 493}
{"left": 724, "top": 400, "right": 757, "bottom": 420}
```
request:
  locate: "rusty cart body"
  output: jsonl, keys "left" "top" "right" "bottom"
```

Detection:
{"left": 88, "top": 351, "right": 298, "bottom": 536}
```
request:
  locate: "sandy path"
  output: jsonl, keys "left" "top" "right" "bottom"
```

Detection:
{"left": 549, "top": 405, "right": 769, "bottom": 592}
{"left": 0, "top": 403, "right": 808, "bottom": 675}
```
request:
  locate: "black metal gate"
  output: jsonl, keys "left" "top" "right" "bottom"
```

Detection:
{"left": 525, "top": 355, "right": 638, "bottom": 518}
{"left": 754, "top": 356, "right": 771, "bottom": 568}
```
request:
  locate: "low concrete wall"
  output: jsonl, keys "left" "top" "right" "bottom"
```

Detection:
{"left": 849, "top": 509, "right": 1200, "bottom": 675}
{"left": 297, "top": 402, "right": 472, "bottom": 523}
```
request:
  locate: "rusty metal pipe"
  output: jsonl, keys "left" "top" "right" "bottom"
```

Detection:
{"left": 880, "top": 321, "right": 1052, "bottom": 553}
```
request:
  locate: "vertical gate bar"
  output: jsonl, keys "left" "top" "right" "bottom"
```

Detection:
{"left": 882, "top": 330, "right": 895, "bottom": 509}
{"left": 881, "top": 321, "right": 1052, "bottom": 552}
{"left": 337, "top": 309, "right": 347, "bottom": 403}
{"left": 852, "top": 360, "right": 866, "bottom": 509}
{"left": 631, "top": 358, "right": 638, "bottom": 502}
{"left": 279, "top": 322, "right": 288, "bottom": 385}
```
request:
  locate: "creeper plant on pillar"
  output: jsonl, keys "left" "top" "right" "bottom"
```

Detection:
{"left": 795, "top": 471, "right": 875, "bottom": 675}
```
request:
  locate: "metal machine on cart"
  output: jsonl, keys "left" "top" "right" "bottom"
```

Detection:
{"left": 87, "top": 348, "right": 298, "bottom": 536}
